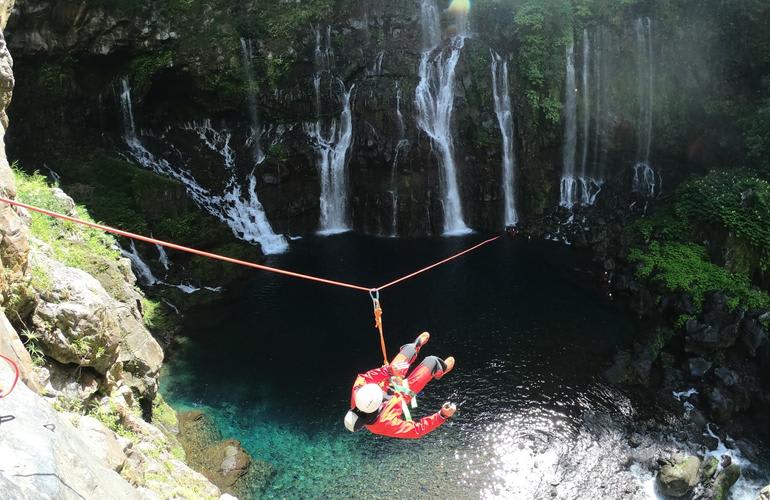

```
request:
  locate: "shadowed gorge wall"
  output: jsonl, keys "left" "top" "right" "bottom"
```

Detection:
{"left": 3, "top": 0, "right": 770, "bottom": 240}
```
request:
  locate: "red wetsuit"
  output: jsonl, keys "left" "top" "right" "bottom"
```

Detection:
{"left": 351, "top": 358, "right": 447, "bottom": 439}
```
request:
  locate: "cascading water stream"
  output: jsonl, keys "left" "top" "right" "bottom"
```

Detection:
{"left": 561, "top": 31, "right": 607, "bottom": 209}
{"left": 305, "top": 84, "right": 355, "bottom": 235}
{"left": 579, "top": 30, "right": 591, "bottom": 184}
{"left": 119, "top": 79, "right": 288, "bottom": 254}
{"left": 560, "top": 40, "right": 578, "bottom": 209}
{"left": 122, "top": 240, "right": 159, "bottom": 286}
{"left": 632, "top": 17, "right": 659, "bottom": 197}
{"left": 307, "top": 26, "right": 354, "bottom": 235}
{"left": 156, "top": 243, "right": 171, "bottom": 271}
{"left": 415, "top": 0, "right": 470, "bottom": 235}
{"left": 389, "top": 81, "right": 408, "bottom": 237}
{"left": 239, "top": 37, "right": 265, "bottom": 165}
{"left": 490, "top": 50, "right": 518, "bottom": 227}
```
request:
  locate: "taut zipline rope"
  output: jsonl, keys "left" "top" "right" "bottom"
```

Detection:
{"left": 0, "top": 196, "right": 502, "bottom": 362}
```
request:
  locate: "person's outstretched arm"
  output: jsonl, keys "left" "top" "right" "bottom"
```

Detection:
{"left": 369, "top": 402, "right": 456, "bottom": 439}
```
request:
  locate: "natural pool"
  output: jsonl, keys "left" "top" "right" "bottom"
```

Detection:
{"left": 160, "top": 234, "right": 767, "bottom": 499}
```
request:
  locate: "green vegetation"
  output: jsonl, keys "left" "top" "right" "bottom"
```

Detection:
{"left": 89, "top": 401, "right": 138, "bottom": 441}
{"left": 142, "top": 297, "right": 177, "bottom": 339}
{"left": 675, "top": 170, "right": 770, "bottom": 273}
{"left": 14, "top": 169, "right": 122, "bottom": 277}
{"left": 513, "top": 0, "right": 572, "bottom": 128}
{"left": 152, "top": 394, "right": 179, "bottom": 430}
{"left": 629, "top": 242, "right": 769, "bottom": 312}
{"left": 19, "top": 329, "right": 46, "bottom": 367}
{"left": 129, "top": 51, "right": 174, "bottom": 94}
{"left": 628, "top": 169, "right": 770, "bottom": 315}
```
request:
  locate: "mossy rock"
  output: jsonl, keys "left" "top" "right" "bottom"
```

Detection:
{"left": 657, "top": 454, "right": 700, "bottom": 497}
{"left": 177, "top": 410, "right": 275, "bottom": 497}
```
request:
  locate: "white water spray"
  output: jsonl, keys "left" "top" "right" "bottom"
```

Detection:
{"left": 415, "top": 0, "right": 470, "bottom": 235}
{"left": 490, "top": 50, "right": 518, "bottom": 227}
{"left": 156, "top": 243, "right": 171, "bottom": 271}
{"left": 305, "top": 83, "right": 355, "bottom": 235}
{"left": 560, "top": 40, "right": 578, "bottom": 209}
{"left": 632, "top": 17, "right": 659, "bottom": 198}
{"left": 306, "top": 27, "right": 354, "bottom": 235}
{"left": 239, "top": 37, "right": 265, "bottom": 165}
{"left": 122, "top": 241, "right": 159, "bottom": 286}
{"left": 119, "top": 79, "right": 287, "bottom": 254}
{"left": 390, "top": 81, "right": 409, "bottom": 237}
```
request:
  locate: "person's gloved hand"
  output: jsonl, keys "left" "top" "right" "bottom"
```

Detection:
{"left": 440, "top": 402, "right": 456, "bottom": 419}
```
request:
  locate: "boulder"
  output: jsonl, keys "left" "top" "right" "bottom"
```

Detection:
{"left": 0, "top": 311, "right": 42, "bottom": 392}
{"left": 710, "top": 463, "right": 740, "bottom": 500}
{"left": 740, "top": 317, "right": 768, "bottom": 356}
{"left": 758, "top": 484, "right": 770, "bottom": 500}
{"left": 704, "top": 387, "right": 734, "bottom": 423}
{"left": 714, "top": 367, "right": 739, "bottom": 387}
{"left": 76, "top": 415, "right": 128, "bottom": 472}
{"left": 30, "top": 248, "right": 123, "bottom": 374}
{"left": 178, "top": 410, "right": 274, "bottom": 496}
{"left": 688, "top": 357, "right": 713, "bottom": 378}
{"left": 699, "top": 455, "right": 718, "bottom": 482}
{"left": 29, "top": 246, "right": 163, "bottom": 399}
{"left": 0, "top": 381, "right": 143, "bottom": 499}
{"left": 656, "top": 454, "right": 701, "bottom": 497}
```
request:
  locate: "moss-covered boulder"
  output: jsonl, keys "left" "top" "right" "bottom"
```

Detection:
{"left": 178, "top": 409, "right": 275, "bottom": 497}
{"left": 710, "top": 463, "right": 741, "bottom": 500}
{"left": 657, "top": 454, "right": 701, "bottom": 497}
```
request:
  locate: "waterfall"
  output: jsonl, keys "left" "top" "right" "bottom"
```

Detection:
{"left": 305, "top": 83, "right": 355, "bottom": 234}
{"left": 560, "top": 30, "right": 606, "bottom": 209}
{"left": 593, "top": 27, "right": 608, "bottom": 184}
{"left": 490, "top": 50, "right": 518, "bottom": 227}
{"left": 156, "top": 243, "right": 171, "bottom": 271}
{"left": 632, "top": 17, "right": 659, "bottom": 197}
{"left": 420, "top": 0, "right": 441, "bottom": 50}
{"left": 559, "top": 40, "right": 578, "bottom": 209}
{"left": 119, "top": 79, "right": 288, "bottom": 254}
{"left": 415, "top": 0, "right": 470, "bottom": 235}
{"left": 239, "top": 37, "right": 265, "bottom": 165}
{"left": 307, "top": 26, "right": 354, "bottom": 235}
{"left": 390, "top": 81, "right": 409, "bottom": 237}
{"left": 367, "top": 51, "right": 384, "bottom": 77}
{"left": 122, "top": 241, "right": 158, "bottom": 286}
{"left": 579, "top": 30, "right": 590, "bottom": 183}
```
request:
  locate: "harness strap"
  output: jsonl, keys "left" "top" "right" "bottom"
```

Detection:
{"left": 390, "top": 377, "right": 418, "bottom": 422}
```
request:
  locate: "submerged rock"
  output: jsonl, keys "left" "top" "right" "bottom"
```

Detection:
{"left": 657, "top": 454, "right": 701, "bottom": 497}
{"left": 178, "top": 410, "right": 275, "bottom": 497}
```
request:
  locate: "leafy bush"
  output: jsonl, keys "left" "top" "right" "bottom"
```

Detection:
{"left": 673, "top": 170, "right": 770, "bottom": 272}
{"left": 13, "top": 169, "right": 121, "bottom": 274}
{"left": 629, "top": 241, "right": 769, "bottom": 312}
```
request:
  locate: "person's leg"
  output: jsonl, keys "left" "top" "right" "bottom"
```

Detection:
{"left": 405, "top": 355, "right": 449, "bottom": 394}
{"left": 389, "top": 332, "right": 430, "bottom": 377}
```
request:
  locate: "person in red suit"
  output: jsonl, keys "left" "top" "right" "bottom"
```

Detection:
{"left": 344, "top": 332, "right": 456, "bottom": 438}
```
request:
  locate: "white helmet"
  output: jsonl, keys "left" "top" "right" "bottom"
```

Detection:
{"left": 355, "top": 383, "right": 384, "bottom": 413}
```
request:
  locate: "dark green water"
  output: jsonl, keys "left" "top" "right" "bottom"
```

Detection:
{"left": 161, "top": 234, "right": 645, "bottom": 498}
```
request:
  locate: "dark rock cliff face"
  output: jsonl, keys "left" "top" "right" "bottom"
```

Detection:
{"left": 3, "top": 0, "right": 764, "bottom": 239}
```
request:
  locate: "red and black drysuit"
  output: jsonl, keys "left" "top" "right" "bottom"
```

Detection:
{"left": 350, "top": 338, "right": 449, "bottom": 439}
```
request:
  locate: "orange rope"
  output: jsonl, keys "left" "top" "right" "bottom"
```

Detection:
{"left": 376, "top": 235, "right": 502, "bottom": 291}
{"left": 0, "top": 195, "right": 504, "bottom": 363}
{"left": 371, "top": 295, "right": 388, "bottom": 365}
{"left": 0, "top": 196, "right": 372, "bottom": 292}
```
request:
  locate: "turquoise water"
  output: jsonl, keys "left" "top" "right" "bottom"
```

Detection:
{"left": 161, "top": 235, "right": 641, "bottom": 498}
